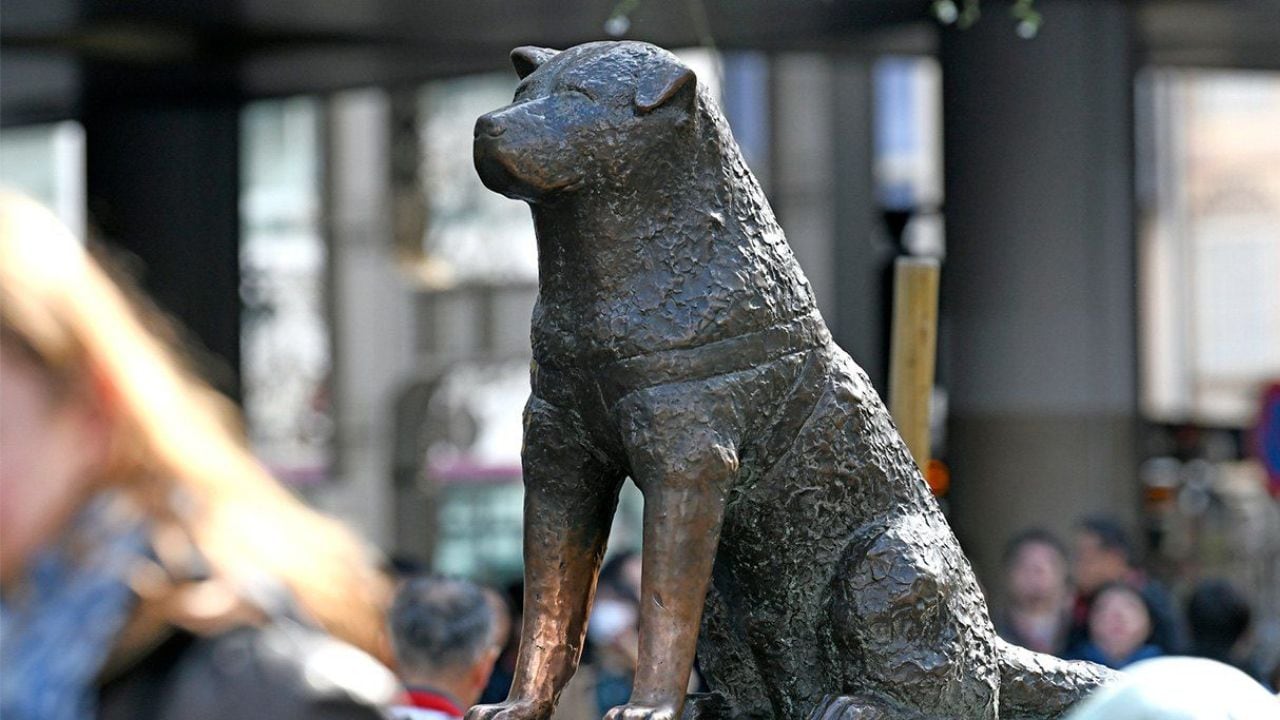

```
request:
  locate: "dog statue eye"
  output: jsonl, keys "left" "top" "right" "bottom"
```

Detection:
{"left": 565, "top": 87, "right": 595, "bottom": 101}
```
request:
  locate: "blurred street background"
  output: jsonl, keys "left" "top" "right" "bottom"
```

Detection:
{"left": 3, "top": 0, "right": 1279, "bottom": 689}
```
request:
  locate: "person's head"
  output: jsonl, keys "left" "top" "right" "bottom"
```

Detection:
{"left": 1088, "top": 581, "right": 1154, "bottom": 664}
{"left": 598, "top": 549, "right": 642, "bottom": 602}
{"left": 1074, "top": 516, "right": 1134, "bottom": 594}
{"left": 389, "top": 576, "right": 500, "bottom": 707}
{"left": 1002, "top": 528, "right": 1070, "bottom": 606}
{"left": 0, "top": 311, "right": 108, "bottom": 580}
{"left": 482, "top": 585, "right": 514, "bottom": 655}
{"left": 589, "top": 550, "right": 641, "bottom": 646}
{"left": 1187, "top": 579, "right": 1251, "bottom": 662}
{"left": 386, "top": 554, "right": 429, "bottom": 582}
{"left": 0, "top": 193, "right": 389, "bottom": 658}
{"left": 1063, "top": 657, "right": 1279, "bottom": 719}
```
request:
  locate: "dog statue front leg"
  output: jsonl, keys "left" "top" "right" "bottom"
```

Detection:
{"left": 466, "top": 398, "right": 623, "bottom": 720}
{"left": 608, "top": 426, "right": 738, "bottom": 720}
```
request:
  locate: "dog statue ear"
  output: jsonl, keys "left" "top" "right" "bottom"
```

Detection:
{"left": 635, "top": 65, "right": 697, "bottom": 114}
{"left": 511, "top": 46, "right": 559, "bottom": 79}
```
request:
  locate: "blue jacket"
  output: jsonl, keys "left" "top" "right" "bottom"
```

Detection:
{"left": 1067, "top": 640, "right": 1163, "bottom": 669}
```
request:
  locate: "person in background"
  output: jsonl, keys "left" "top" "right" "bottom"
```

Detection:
{"left": 993, "top": 528, "right": 1074, "bottom": 656}
{"left": 1186, "top": 579, "right": 1261, "bottom": 681}
{"left": 477, "top": 584, "right": 516, "bottom": 705}
{"left": 1067, "top": 581, "right": 1164, "bottom": 669}
{"left": 586, "top": 550, "right": 643, "bottom": 717}
{"left": 1069, "top": 515, "right": 1182, "bottom": 653}
{"left": 0, "top": 192, "right": 397, "bottom": 720}
{"left": 388, "top": 576, "right": 500, "bottom": 720}
{"left": 577, "top": 549, "right": 703, "bottom": 718}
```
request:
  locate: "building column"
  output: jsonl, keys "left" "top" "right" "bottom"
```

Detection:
{"left": 84, "top": 103, "right": 242, "bottom": 399}
{"left": 939, "top": 0, "right": 1139, "bottom": 584}
{"left": 320, "top": 88, "right": 417, "bottom": 548}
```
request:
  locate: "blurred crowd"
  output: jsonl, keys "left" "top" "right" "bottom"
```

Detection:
{"left": 386, "top": 549, "right": 667, "bottom": 720}
{"left": 2, "top": 192, "right": 1276, "bottom": 719}
{"left": 994, "top": 515, "right": 1280, "bottom": 692}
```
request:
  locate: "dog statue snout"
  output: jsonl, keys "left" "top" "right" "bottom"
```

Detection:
{"left": 474, "top": 114, "right": 506, "bottom": 138}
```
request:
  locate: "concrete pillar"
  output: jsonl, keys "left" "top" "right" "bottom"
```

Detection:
{"left": 939, "top": 0, "right": 1140, "bottom": 586}
{"left": 319, "top": 88, "right": 417, "bottom": 547}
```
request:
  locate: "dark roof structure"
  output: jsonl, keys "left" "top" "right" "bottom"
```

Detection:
{"left": 3, "top": 0, "right": 1279, "bottom": 125}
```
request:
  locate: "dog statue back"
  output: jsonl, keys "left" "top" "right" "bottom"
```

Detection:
{"left": 470, "top": 41, "right": 1113, "bottom": 720}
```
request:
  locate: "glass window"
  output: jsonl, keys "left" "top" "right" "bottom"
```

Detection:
{"left": 410, "top": 48, "right": 724, "bottom": 287}
{"left": 1138, "top": 70, "right": 1280, "bottom": 426}
{"left": 418, "top": 361, "right": 643, "bottom": 579}
{"left": 239, "top": 97, "right": 333, "bottom": 485}
{"left": 874, "top": 56, "right": 945, "bottom": 259}
{"left": 413, "top": 74, "right": 540, "bottom": 285}
{"left": 874, "top": 56, "right": 943, "bottom": 213}
{"left": 0, "top": 121, "right": 85, "bottom": 238}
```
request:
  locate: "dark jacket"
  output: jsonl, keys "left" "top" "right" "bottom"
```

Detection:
{"left": 98, "top": 619, "right": 395, "bottom": 720}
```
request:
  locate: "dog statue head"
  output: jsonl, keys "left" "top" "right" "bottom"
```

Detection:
{"left": 474, "top": 41, "right": 702, "bottom": 204}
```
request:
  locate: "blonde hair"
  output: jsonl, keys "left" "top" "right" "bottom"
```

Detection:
{"left": 0, "top": 192, "right": 390, "bottom": 660}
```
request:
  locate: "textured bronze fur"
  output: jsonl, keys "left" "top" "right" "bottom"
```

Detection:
{"left": 468, "top": 41, "right": 1114, "bottom": 720}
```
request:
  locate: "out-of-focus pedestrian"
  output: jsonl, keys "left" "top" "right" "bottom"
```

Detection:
{"left": 993, "top": 528, "right": 1073, "bottom": 656}
{"left": 0, "top": 193, "right": 397, "bottom": 720}
{"left": 1067, "top": 581, "right": 1164, "bottom": 669}
{"left": 586, "top": 550, "right": 642, "bottom": 717}
{"left": 1070, "top": 515, "right": 1182, "bottom": 653}
{"left": 388, "top": 576, "right": 500, "bottom": 720}
{"left": 478, "top": 581, "right": 521, "bottom": 706}
{"left": 1186, "top": 578, "right": 1264, "bottom": 681}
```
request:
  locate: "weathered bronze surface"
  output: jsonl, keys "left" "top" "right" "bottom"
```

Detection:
{"left": 468, "top": 41, "right": 1114, "bottom": 720}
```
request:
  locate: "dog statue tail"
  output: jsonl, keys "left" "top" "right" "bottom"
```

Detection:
{"left": 997, "top": 639, "right": 1117, "bottom": 719}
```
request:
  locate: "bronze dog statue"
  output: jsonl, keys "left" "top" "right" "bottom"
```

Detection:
{"left": 470, "top": 41, "right": 1113, "bottom": 720}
